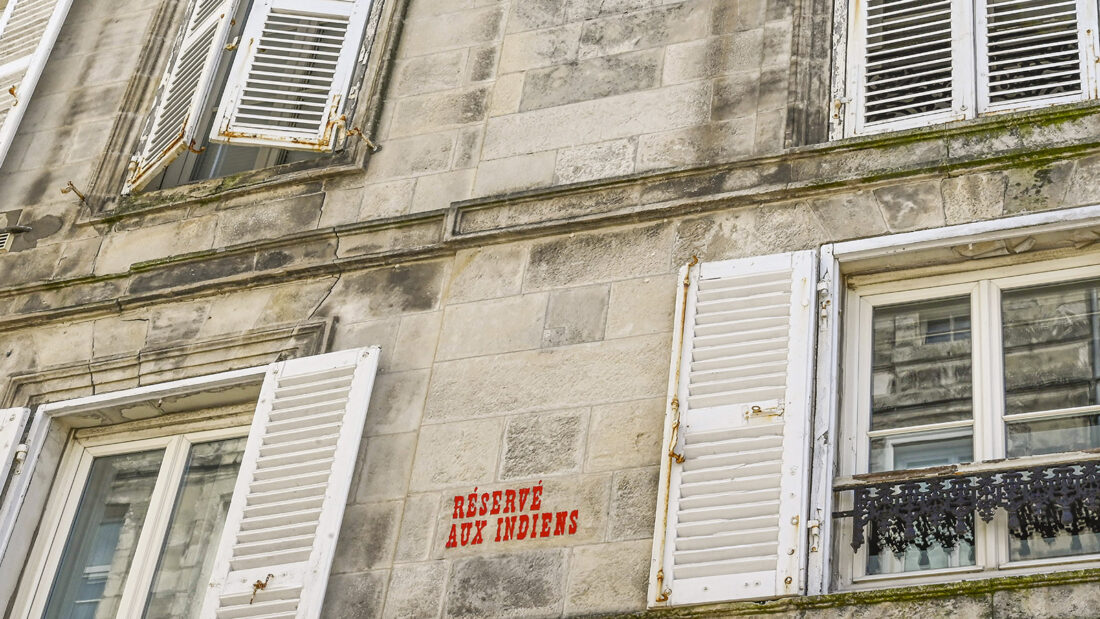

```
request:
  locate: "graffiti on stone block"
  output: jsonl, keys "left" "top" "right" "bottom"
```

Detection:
{"left": 445, "top": 481, "right": 579, "bottom": 549}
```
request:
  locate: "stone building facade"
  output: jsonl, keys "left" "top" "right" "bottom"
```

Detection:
{"left": 3, "top": 0, "right": 1100, "bottom": 616}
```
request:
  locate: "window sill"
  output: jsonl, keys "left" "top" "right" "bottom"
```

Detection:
{"left": 83, "top": 147, "right": 366, "bottom": 226}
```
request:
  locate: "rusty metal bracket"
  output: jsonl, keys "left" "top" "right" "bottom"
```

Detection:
{"left": 185, "top": 140, "right": 206, "bottom": 154}
{"left": 654, "top": 569, "right": 670, "bottom": 602}
{"left": 60, "top": 181, "right": 87, "bottom": 204}
{"left": 336, "top": 114, "right": 379, "bottom": 151}
{"left": 250, "top": 573, "right": 274, "bottom": 604}
{"left": 6, "top": 84, "right": 16, "bottom": 107}
{"left": 667, "top": 416, "right": 685, "bottom": 464}
{"left": 745, "top": 403, "right": 784, "bottom": 420}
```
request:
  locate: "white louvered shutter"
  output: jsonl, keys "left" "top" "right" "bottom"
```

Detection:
{"left": 651, "top": 252, "right": 816, "bottom": 606}
{"left": 0, "top": 408, "right": 29, "bottom": 498}
{"left": 0, "top": 0, "right": 73, "bottom": 170}
{"left": 200, "top": 347, "right": 379, "bottom": 619}
{"left": 124, "top": 0, "right": 238, "bottom": 193}
{"left": 976, "top": 0, "right": 1096, "bottom": 113}
{"left": 210, "top": 0, "right": 372, "bottom": 150}
{"left": 848, "top": 0, "right": 972, "bottom": 135}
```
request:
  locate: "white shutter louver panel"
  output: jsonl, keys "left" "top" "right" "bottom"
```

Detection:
{"left": 200, "top": 347, "right": 379, "bottom": 619}
{"left": 653, "top": 252, "right": 816, "bottom": 606}
{"left": 124, "top": 0, "right": 236, "bottom": 193}
{"left": 211, "top": 0, "right": 372, "bottom": 150}
{"left": 978, "top": 0, "right": 1090, "bottom": 111}
{"left": 0, "top": 0, "right": 73, "bottom": 170}
{"left": 0, "top": 408, "right": 29, "bottom": 497}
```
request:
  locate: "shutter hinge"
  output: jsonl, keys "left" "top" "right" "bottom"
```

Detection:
{"left": 816, "top": 280, "right": 832, "bottom": 320}
{"left": 654, "top": 569, "right": 671, "bottom": 603}
{"left": 224, "top": 36, "right": 240, "bottom": 51}
{"left": 808, "top": 509, "right": 823, "bottom": 553}
{"left": 831, "top": 97, "right": 850, "bottom": 119}
{"left": 12, "top": 443, "right": 28, "bottom": 476}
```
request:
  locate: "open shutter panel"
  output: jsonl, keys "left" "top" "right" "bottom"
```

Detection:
{"left": 200, "top": 347, "right": 379, "bottom": 619}
{"left": 210, "top": 0, "right": 372, "bottom": 150}
{"left": 976, "top": 0, "right": 1092, "bottom": 112}
{"left": 652, "top": 252, "right": 816, "bottom": 606}
{"left": 123, "top": 0, "right": 237, "bottom": 193}
{"left": 852, "top": 0, "right": 968, "bottom": 134}
{"left": 0, "top": 0, "right": 73, "bottom": 170}
{"left": 0, "top": 408, "right": 29, "bottom": 499}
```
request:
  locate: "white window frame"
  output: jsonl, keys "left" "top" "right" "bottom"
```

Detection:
{"left": 837, "top": 0, "right": 1100, "bottom": 138}
{"left": 0, "top": 365, "right": 268, "bottom": 615}
{"left": 807, "top": 203, "right": 1100, "bottom": 594}
{"left": 16, "top": 423, "right": 251, "bottom": 619}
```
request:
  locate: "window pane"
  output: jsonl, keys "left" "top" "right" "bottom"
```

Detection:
{"left": 866, "top": 517, "right": 976, "bottom": 575}
{"left": 1003, "top": 278, "right": 1100, "bottom": 416}
{"left": 44, "top": 449, "right": 165, "bottom": 619}
{"left": 871, "top": 297, "right": 973, "bottom": 429}
{"left": 870, "top": 431, "right": 973, "bottom": 472}
{"left": 1007, "top": 414, "right": 1100, "bottom": 457}
{"left": 143, "top": 437, "right": 247, "bottom": 619}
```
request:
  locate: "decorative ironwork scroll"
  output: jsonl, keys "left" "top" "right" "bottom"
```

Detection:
{"left": 849, "top": 461, "right": 1100, "bottom": 555}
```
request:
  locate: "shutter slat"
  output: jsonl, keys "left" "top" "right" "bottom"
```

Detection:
{"left": 982, "top": 0, "right": 1085, "bottom": 107}
{"left": 211, "top": 0, "right": 373, "bottom": 150}
{"left": 654, "top": 251, "right": 815, "bottom": 606}
{"left": 0, "top": 408, "right": 29, "bottom": 500}
{"left": 202, "top": 348, "right": 378, "bottom": 619}
{"left": 0, "top": 0, "right": 74, "bottom": 170}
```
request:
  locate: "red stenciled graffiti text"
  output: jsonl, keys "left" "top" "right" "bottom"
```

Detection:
{"left": 445, "top": 481, "right": 579, "bottom": 549}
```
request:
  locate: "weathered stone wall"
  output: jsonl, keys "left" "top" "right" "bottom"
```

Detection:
{"left": 5, "top": 0, "right": 1100, "bottom": 616}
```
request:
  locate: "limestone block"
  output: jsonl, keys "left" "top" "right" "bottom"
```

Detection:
{"left": 712, "top": 0, "right": 767, "bottom": 33}
{"left": 636, "top": 118, "right": 757, "bottom": 172}
{"left": 406, "top": 0, "right": 504, "bottom": 19}
{"left": 757, "top": 64, "right": 789, "bottom": 110}
{"left": 321, "top": 570, "right": 388, "bottom": 619}
{"left": 394, "top": 49, "right": 467, "bottom": 96}
{"left": 365, "top": 369, "right": 431, "bottom": 436}
{"left": 713, "top": 71, "right": 761, "bottom": 120}
{"left": 578, "top": 2, "right": 711, "bottom": 59}
{"left": 333, "top": 318, "right": 400, "bottom": 370}
{"left": 808, "top": 191, "right": 889, "bottom": 240}
{"left": 145, "top": 301, "right": 210, "bottom": 347}
{"left": 394, "top": 493, "right": 441, "bottom": 563}
{"left": 608, "top": 466, "right": 659, "bottom": 540}
{"left": 382, "top": 561, "right": 448, "bottom": 618}
{"left": 498, "top": 23, "right": 582, "bottom": 73}
{"left": 389, "top": 86, "right": 491, "bottom": 138}
{"left": 332, "top": 501, "right": 403, "bottom": 573}
{"left": 93, "top": 217, "right": 217, "bottom": 275}
{"left": 444, "top": 550, "right": 566, "bottom": 617}
{"left": 467, "top": 45, "right": 500, "bottom": 82}
{"left": 354, "top": 179, "right": 413, "bottom": 221}
{"left": 472, "top": 150, "right": 557, "bottom": 197}
{"left": 586, "top": 398, "right": 664, "bottom": 472}
{"left": 555, "top": 138, "right": 637, "bottom": 184}
{"left": 810, "top": 595, "right": 993, "bottom": 618}
{"left": 212, "top": 193, "right": 324, "bottom": 248}
{"left": 605, "top": 275, "right": 676, "bottom": 340}
{"left": 425, "top": 333, "right": 669, "bottom": 421}
{"left": 52, "top": 237, "right": 102, "bottom": 281}
{"left": 483, "top": 81, "right": 710, "bottom": 159}
{"left": 564, "top": 540, "right": 650, "bottom": 614}
{"left": 356, "top": 432, "right": 418, "bottom": 502}
{"left": 992, "top": 582, "right": 1100, "bottom": 618}
{"left": 392, "top": 311, "right": 444, "bottom": 371}
{"left": 317, "top": 261, "right": 447, "bottom": 322}
{"left": 520, "top": 48, "right": 662, "bottom": 111}
{"left": 524, "top": 223, "right": 673, "bottom": 290}
{"left": 1003, "top": 162, "right": 1074, "bottom": 214}
{"left": 541, "top": 285, "right": 609, "bottom": 347}
{"left": 447, "top": 244, "right": 529, "bottom": 304}
{"left": 500, "top": 409, "right": 588, "bottom": 480}
{"left": 319, "top": 185, "right": 366, "bottom": 228}
{"left": 489, "top": 72, "right": 526, "bottom": 116}
{"left": 1063, "top": 154, "right": 1100, "bottom": 209}
{"left": 508, "top": 0, "right": 568, "bottom": 33}
{"left": 762, "top": 19, "right": 793, "bottom": 61}
{"left": 400, "top": 6, "right": 505, "bottom": 57}
{"left": 755, "top": 107, "right": 786, "bottom": 154}
{"left": 873, "top": 180, "right": 947, "bottom": 232}
{"left": 411, "top": 169, "right": 476, "bottom": 213}
{"left": 362, "top": 133, "right": 456, "bottom": 181}
{"left": 91, "top": 317, "right": 148, "bottom": 359}
{"left": 409, "top": 418, "right": 503, "bottom": 492}
{"left": 662, "top": 30, "right": 764, "bottom": 84}
{"left": 0, "top": 243, "right": 62, "bottom": 287}
{"left": 455, "top": 127, "right": 485, "bottom": 169}
{"left": 437, "top": 293, "right": 548, "bottom": 360}
{"left": 31, "top": 321, "right": 93, "bottom": 368}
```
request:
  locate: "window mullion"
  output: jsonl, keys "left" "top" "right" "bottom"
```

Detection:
{"left": 114, "top": 435, "right": 192, "bottom": 619}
